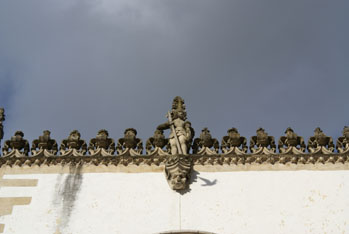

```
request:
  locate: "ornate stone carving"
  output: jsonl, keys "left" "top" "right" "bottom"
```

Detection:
{"left": 192, "top": 128, "right": 219, "bottom": 155}
{"left": 2, "top": 131, "right": 29, "bottom": 157}
{"left": 278, "top": 127, "right": 306, "bottom": 154}
{"left": 60, "top": 130, "right": 87, "bottom": 156}
{"left": 0, "top": 108, "right": 5, "bottom": 155}
{"left": 88, "top": 129, "right": 115, "bottom": 156}
{"left": 157, "top": 96, "right": 194, "bottom": 155}
{"left": 307, "top": 128, "right": 334, "bottom": 154}
{"left": 146, "top": 129, "right": 170, "bottom": 155}
{"left": 117, "top": 128, "right": 143, "bottom": 156}
{"left": 336, "top": 126, "right": 349, "bottom": 153}
{"left": 31, "top": 130, "right": 58, "bottom": 156}
{"left": 250, "top": 128, "right": 276, "bottom": 154}
{"left": 221, "top": 128, "right": 247, "bottom": 155}
{"left": 165, "top": 155, "right": 192, "bottom": 190}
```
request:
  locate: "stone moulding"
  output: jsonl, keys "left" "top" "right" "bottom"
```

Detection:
{"left": 0, "top": 153, "right": 348, "bottom": 168}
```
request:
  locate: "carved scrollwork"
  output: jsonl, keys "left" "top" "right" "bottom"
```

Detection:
{"left": 307, "top": 128, "right": 334, "bottom": 154}
{"left": 89, "top": 129, "right": 115, "bottom": 156}
{"left": 2, "top": 131, "right": 29, "bottom": 157}
{"left": 278, "top": 127, "right": 306, "bottom": 154}
{"left": 31, "top": 130, "right": 58, "bottom": 156}
{"left": 221, "top": 128, "right": 247, "bottom": 155}
{"left": 146, "top": 130, "right": 170, "bottom": 156}
{"left": 250, "top": 128, "right": 276, "bottom": 154}
{"left": 117, "top": 128, "right": 143, "bottom": 156}
{"left": 60, "top": 130, "right": 87, "bottom": 156}
{"left": 336, "top": 126, "right": 349, "bottom": 153}
{"left": 192, "top": 128, "right": 219, "bottom": 155}
{"left": 165, "top": 155, "right": 192, "bottom": 191}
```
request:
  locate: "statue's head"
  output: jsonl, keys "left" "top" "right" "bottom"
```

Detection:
{"left": 96, "top": 129, "right": 109, "bottom": 140}
{"left": 343, "top": 126, "right": 349, "bottom": 139}
{"left": 69, "top": 130, "right": 81, "bottom": 140}
{"left": 124, "top": 128, "right": 137, "bottom": 140}
{"left": 285, "top": 127, "right": 297, "bottom": 138}
{"left": 169, "top": 171, "right": 188, "bottom": 190}
{"left": 12, "top": 131, "right": 24, "bottom": 141}
{"left": 256, "top": 128, "right": 267, "bottom": 138}
{"left": 228, "top": 128, "right": 240, "bottom": 139}
{"left": 0, "top": 108, "right": 4, "bottom": 121}
{"left": 39, "top": 130, "right": 51, "bottom": 142}
{"left": 14, "top": 131, "right": 24, "bottom": 138}
{"left": 200, "top": 128, "right": 211, "bottom": 138}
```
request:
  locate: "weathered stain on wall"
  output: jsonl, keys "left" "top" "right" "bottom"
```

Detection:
{"left": 53, "top": 164, "right": 83, "bottom": 233}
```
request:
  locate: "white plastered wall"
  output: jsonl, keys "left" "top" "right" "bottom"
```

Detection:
{"left": 1, "top": 169, "right": 349, "bottom": 234}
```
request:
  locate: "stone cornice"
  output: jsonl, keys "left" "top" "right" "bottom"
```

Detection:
{"left": 1, "top": 153, "right": 348, "bottom": 168}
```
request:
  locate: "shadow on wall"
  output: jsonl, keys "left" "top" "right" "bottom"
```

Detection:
{"left": 178, "top": 171, "right": 218, "bottom": 195}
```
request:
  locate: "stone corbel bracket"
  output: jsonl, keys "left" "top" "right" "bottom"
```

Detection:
{"left": 165, "top": 155, "right": 193, "bottom": 191}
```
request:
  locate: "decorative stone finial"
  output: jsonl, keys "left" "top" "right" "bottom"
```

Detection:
{"left": 307, "top": 127, "right": 334, "bottom": 154}
{"left": 117, "top": 128, "right": 143, "bottom": 156}
{"left": 89, "top": 129, "right": 115, "bottom": 156}
{"left": 31, "top": 130, "right": 58, "bottom": 156}
{"left": 146, "top": 129, "right": 170, "bottom": 155}
{"left": 165, "top": 155, "right": 192, "bottom": 191}
{"left": 278, "top": 127, "right": 306, "bottom": 154}
{"left": 192, "top": 128, "right": 219, "bottom": 155}
{"left": 221, "top": 127, "right": 247, "bottom": 155}
{"left": 336, "top": 126, "right": 349, "bottom": 153}
{"left": 250, "top": 128, "right": 276, "bottom": 154}
{"left": 60, "top": 130, "right": 87, "bottom": 156}
{"left": 2, "top": 131, "right": 29, "bottom": 157}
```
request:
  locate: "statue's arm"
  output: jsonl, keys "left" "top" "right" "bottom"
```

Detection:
{"left": 157, "top": 122, "right": 171, "bottom": 131}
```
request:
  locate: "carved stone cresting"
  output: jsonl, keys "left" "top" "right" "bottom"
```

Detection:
{"left": 192, "top": 128, "right": 219, "bottom": 155}
{"left": 278, "top": 127, "right": 306, "bottom": 154}
{"left": 157, "top": 96, "right": 194, "bottom": 155}
{"left": 221, "top": 128, "right": 247, "bottom": 155}
{"left": 0, "top": 108, "right": 5, "bottom": 155}
{"left": 307, "top": 127, "right": 334, "bottom": 154}
{"left": 117, "top": 128, "right": 143, "bottom": 156}
{"left": 336, "top": 126, "right": 349, "bottom": 153}
{"left": 2, "top": 131, "right": 29, "bottom": 157}
{"left": 31, "top": 130, "right": 58, "bottom": 156}
{"left": 88, "top": 129, "right": 115, "bottom": 156}
{"left": 250, "top": 128, "right": 276, "bottom": 154}
{"left": 165, "top": 155, "right": 192, "bottom": 191}
{"left": 146, "top": 129, "right": 170, "bottom": 155}
{"left": 60, "top": 130, "right": 87, "bottom": 156}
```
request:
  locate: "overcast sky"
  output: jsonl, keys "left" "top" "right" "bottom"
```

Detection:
{"left": 0, "top": 0, "right": 348, "bottom": 147}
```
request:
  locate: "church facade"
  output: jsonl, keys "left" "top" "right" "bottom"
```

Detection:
{"left": 0, "top": 98, "right": 348, "bottom": 234}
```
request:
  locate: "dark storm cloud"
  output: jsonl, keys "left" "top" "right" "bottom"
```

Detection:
{"left": 0, "top": 0, "right": 348, "bottom": 145}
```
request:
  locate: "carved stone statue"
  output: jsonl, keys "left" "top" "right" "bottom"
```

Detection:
{"left": 336, "top": 126, "right": 349, "bottom": 153}
{"left": 250, "top": 128, "right": 276, "bottom": 154}
{"left": 278, "top": 127, "right": 306, "bottom": 154}
{"left": 0, "top": 108, "right": 5, "bottom": 155}
{"left": 60, "top": 130, "right": 87, "bottom": 156}
{"left": 117, "top": 128, "right": 143, "bottom": 156}
{"left": 165, "top": 155, "right": 192, "bottom": 190}
{"left": 307, "top": 127, "right": 334, "bottom": 154}
{"left": 146, "top": 129, "right": 170, "bottom": 155}
{"left": 2, "top": 131, "right": 29, "bottom": 157}
{"left": 192, "top": 128, "right": 219, "bottom": 155}
{"left": 89, "top": 129, "right": 115, "bottom": 156}
{"left": 221, "top": 127, "right": 247, "bottom": 155}
{"left": 31, "top": 130, "right": 58, "bottom": 156}
{"left": 157, "top": 96, "right": 194, "bottom": 155}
